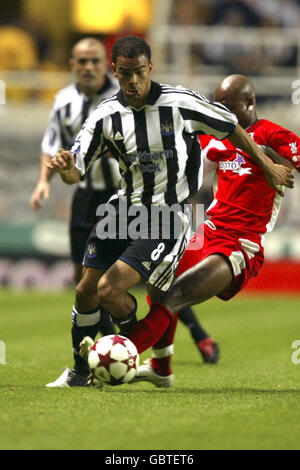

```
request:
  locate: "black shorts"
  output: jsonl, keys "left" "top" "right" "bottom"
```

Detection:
{"left": 83, "top": 196, "right": 191, "bottom": 292}
{"left": 70, "top": 187, "right": 116, "bottom": 264}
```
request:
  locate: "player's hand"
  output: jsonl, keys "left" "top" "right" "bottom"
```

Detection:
{"left": 266, "top": 163, "right": 294, "bottom": 197}
{"left": 30, "top": 181, "right": 50, "bottom": 210}
{"left": 46, "top": 149, "right": 75, "bottom": 173}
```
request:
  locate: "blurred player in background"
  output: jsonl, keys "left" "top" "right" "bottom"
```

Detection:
{"left": 30, "top": 38, "right": 121, "bottom": 385}
{"left": 129, "top": 74, "right": 300, "bottom": 387}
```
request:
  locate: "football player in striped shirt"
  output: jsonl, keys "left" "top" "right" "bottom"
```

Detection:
{"left": 131, "top": 74, "right": 300, "bottom": 387}
{"left": 47, "top": 37, "right": 293, "bottom": 388}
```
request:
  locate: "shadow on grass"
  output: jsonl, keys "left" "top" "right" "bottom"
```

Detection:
{"left": 101, "top": 386, "right": 300, "bottom": 395}
{"left": 1, "top": 384, "right": 299, "bottom": 396}
{"left": 174, "top": 360, "right": 214, "bottom": 367}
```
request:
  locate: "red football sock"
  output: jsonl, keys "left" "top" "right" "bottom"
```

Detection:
{"left": 151, "top": 313, "right": 178, "bottom": 376}
{"left": 128, "top": 303, "right": 172, "bottom": 354}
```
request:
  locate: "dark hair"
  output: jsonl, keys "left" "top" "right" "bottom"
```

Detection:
{"left": 112, "top": 36, "right": 151, "bottom": 64}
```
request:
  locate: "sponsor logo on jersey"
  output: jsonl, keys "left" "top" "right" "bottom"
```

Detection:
{"left": 114, "top": 131, "right": 124, "bottom": 140}
{"left": 141, "top": 260, "right": 152, "bottom": 271}
{"left": 219, "top": 153, "right": 252, "bottom": 176}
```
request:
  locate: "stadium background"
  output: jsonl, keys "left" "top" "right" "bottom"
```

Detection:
{"left": 1, "top": 0, "right": 300, "bottom": 293}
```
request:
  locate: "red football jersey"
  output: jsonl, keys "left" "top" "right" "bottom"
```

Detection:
{"left": 199, "top": 119, "right": 300, "bottom": 237}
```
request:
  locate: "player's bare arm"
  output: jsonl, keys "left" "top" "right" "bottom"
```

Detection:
{"left": 46, "top": 149, "right": 80, "bottom": 185}
{"left": 30, "top": 153, "right": 54, "bottom": 210}
{"left": 228, "top": 124, "right": 294, "bottom": 196}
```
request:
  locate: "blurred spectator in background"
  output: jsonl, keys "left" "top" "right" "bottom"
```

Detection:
{"left": 17, "top": 17, "right": 52, "bottom": 66}
{"left": 0, "top": 25, "right": 38, "bottom": 70}
{"left": 168, "top": 0, "right": 211, "bottom": 72}
{"left": 245, "top": 0, "right": 300, "bottom": 28}
{"left": 168, "top": 0, "right": 300, "bottom": 76}
{"left": 209, "top": 0, "right": 262, "bottom": 27}
{"left": 247, "top": 0, "right": 300, "bottom": 67}
{"left": 0, "top": 24, "right": 39, "bottom": 101}
{"left": 205, "top": 0, "right": 264, "bottom": 74}
{"left": 171, "top": 0, "right": 210, "bottom": 25}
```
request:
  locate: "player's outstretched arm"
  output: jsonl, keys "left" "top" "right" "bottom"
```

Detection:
{"left": 46, "top": 149, "right": 80, "bottom": 185}
{"left": 228, "top": 124, "right": 294, "bottom": 196}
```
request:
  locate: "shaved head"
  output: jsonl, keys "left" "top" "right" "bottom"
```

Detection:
{"left": 214, "top": 74, "right": 258, "bottom": 129}
{"left": 215, "top": 74, "right": 255, "bottom": 102}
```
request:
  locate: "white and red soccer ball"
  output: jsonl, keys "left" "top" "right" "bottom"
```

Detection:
{"left": 88, "top": 335, "right": 139, "bottom": 386}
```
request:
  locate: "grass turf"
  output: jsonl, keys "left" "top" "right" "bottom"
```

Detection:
{"left": 1, "top": 288, "right": 300, "bottom": 450}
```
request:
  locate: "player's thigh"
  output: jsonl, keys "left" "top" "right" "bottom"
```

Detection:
{"left": 170, "top": 254, "right": 233, "bottom": 305}
{"left": 120, "top": 210, "right": 190, "bottom": 295}
{"left": 97, "top": 259, "right": 142, "bottom": 296}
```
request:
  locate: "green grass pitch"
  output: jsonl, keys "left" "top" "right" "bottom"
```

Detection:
{"left": 1, "top": 288, "right": 300, "bottom": 450}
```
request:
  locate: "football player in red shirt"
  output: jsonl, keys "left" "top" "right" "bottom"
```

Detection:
{"left": 128, "top": 74, "right": 300, "bottom": 386}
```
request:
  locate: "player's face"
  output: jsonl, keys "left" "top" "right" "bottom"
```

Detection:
{"left": 70, "top": 45, "right": 108, "bottom": 94}
{"left": 112, "top": 55, "right": 152, "bottom": 109}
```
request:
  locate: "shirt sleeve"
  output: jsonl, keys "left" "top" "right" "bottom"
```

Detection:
{"left": 179, "top": 94, "right": 238, "bottom": 140}
{"left": 266, "top": 123, "right": 300, "bottom": 172}
{"left": 41, "top": 104, "right": 62, "bottom": 157}
{"left": 71, "top": 114, "right": 105, "bottom": 177}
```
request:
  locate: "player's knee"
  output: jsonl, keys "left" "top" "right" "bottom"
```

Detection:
{"left": 97, "top": 275, "right": 114, "bottom": 305}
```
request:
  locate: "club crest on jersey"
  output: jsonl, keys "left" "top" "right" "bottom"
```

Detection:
{"left": 161, "top": 121, "right": 174, "bottom": 136}
{"left": 219, "top": 153, "right": 252, "bottom": 176}
{"left": 86, "top": 243, "right": 96, "bottom": 258}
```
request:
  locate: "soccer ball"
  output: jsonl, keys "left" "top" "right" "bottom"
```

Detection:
{"left": 88, "top": 335, "right": 139, "bottom": 386}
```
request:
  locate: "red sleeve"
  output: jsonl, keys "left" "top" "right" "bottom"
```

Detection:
{"left": 198, "top": 134, "right": 228, "bottom": 162}
{"left": 198, "top": 134, "right": 212, "bottom": 148}
{"left": 266, "top": 122, "right": 300, "bottom": 171}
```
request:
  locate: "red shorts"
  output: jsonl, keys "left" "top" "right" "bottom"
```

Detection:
{"left": 176, "top": 221, "right": 264, "bottom": 300}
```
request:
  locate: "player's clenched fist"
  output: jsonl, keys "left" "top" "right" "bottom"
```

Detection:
{"left": 47, "top": 149, "right": 80, "bottom": 184}
{"left": 266, "top": 163, "right": 294, "bottom": 198}
{"left": 47, "top": 149, "right": 75, "bottom": 172}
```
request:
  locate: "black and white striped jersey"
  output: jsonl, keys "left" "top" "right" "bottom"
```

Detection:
{"left": 41, "top": 75, "right": 121, "bottom": 191}
{"left": 72, "top": 81, "right": 237, "bottom": 204}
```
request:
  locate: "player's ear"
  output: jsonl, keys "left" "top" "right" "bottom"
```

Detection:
{"left": 111, "top": 62, "right": 117, "bottom": 77}
{"left": 247, "top": 96, "right": 255, "bottom": 111}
